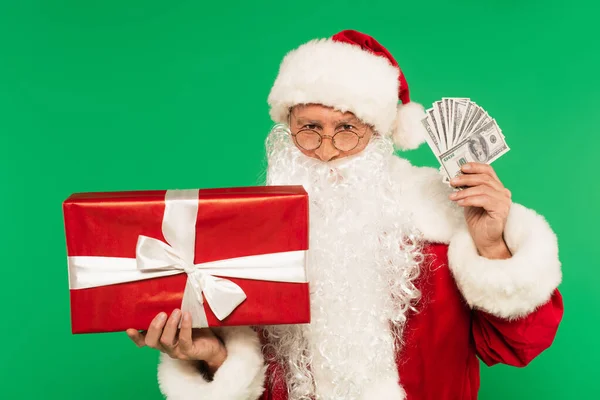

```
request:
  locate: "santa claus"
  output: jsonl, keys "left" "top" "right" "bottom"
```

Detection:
{"left": 127, "top": 30, "right": 564, "bottom": 400}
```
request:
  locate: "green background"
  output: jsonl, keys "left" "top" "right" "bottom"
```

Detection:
{"left": 1, "top": 0, "right": 597, "bottom": 398}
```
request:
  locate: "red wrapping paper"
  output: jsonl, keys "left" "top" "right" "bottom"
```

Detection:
{"left": 63, "top": 186, "right": 310, "bottom": 334}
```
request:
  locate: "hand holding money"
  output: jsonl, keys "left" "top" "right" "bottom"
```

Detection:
{"left": 421, "top": 98, "right": 510, "bottom": 183}
{"left": 422, "top": 97, "right": 513, "bottom": 259}
{"left": 448, "top": 162, "right": 513, "bottom": 259}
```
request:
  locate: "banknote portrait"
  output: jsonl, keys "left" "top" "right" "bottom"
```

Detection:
{"left": 468, "top": 134, "right": 489, "bottom": 162}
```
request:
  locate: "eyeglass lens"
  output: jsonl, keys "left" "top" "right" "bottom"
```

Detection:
{"left": 296, "top": 130, "right": 359, "bottom": 152}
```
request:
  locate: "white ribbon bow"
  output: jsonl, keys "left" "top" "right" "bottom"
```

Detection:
{"left": 68, "top": 189, "right": 307, "bottom": 327}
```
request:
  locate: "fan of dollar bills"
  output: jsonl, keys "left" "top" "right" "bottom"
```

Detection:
{"left": 420, "top": 98, "right": 510, "bottom": 183}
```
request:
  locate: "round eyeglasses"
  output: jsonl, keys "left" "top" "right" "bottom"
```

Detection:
{"left": 291, "top": 128, "right": 366, "bottom": 152}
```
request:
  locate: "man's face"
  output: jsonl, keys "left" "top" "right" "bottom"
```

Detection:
{"left": 288, "top": 104, "right": 374, "bottom": 162}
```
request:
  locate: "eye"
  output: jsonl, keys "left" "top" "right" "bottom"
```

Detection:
{"left": 341, "top": 124, "right": 355, "bottom": 131}
{"left": 303, "top": 124, "right": 319, "bottom": 130}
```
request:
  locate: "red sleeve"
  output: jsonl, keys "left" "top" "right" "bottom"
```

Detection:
{"left": 472, "top": 289, "right": 564, "bottom": 367}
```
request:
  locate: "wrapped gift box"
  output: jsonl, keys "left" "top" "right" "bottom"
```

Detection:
{"left": 63, "top": 186, "right": 310, "bottom": 334}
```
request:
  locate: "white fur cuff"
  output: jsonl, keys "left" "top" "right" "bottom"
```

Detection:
{"left": 447, "top": 203, "right": 562, "bottom": 319}
{"left": 157, "top": 327, "right": 267, "bottom": 400}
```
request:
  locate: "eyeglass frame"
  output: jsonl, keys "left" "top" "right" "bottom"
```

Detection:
{"left": 286, "top": 109, "right": 373, "bottom": 152}
{"left": 290, "top": 128, "right": 369, "bottom": 152}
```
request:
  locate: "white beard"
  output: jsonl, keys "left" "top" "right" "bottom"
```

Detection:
{"left": 262, "top": 125, "right": 423, "bottom": 400}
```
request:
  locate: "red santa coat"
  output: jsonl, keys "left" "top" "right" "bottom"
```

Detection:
{"left": 260, "top": 243, "right": 563, "bottom": 400}
{"left": 156, "top": 158, "right": 564, "bottom": 400}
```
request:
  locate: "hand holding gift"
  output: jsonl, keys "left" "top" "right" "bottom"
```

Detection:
{"left": 127, "top": 310, "right": 227, "bottom": 375}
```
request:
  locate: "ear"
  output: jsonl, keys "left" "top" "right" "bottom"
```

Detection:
{"left": 392, "top": 102, "right": 427, "bottom": 150}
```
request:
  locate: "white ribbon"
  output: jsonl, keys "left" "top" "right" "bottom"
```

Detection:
{"left": 68, "top": 189, "right": 307, "bottom": 327}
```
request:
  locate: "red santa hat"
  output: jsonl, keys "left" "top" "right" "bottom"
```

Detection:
{"left": 267, "top": 29, "right": 427, "bottom": 150}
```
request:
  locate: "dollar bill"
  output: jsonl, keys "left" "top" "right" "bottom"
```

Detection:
{"left": 435, "top": 100, "right": 449, "bottom": 151}
{"left": 463, "top": 105, "right": 485, "bottom": 137}
{"left": 470, "top": 111, "right": 492, "bottom": 135}
{"left": 447, "top": 98, "right": 457, "bottom": 145}
{"left": 457, "top": 101, "right": 474, "bottom": 139}
{"left": 470, "top": 119, "right": 510, "bottom": 164}
{"left": 429, "top": 109, "right": 442, "bottom": 144}
{"left": 442, "top": 98, "right": 451, "bottom": 145}
{"left": 421, "top": 117, "right": 441, "bottom": 154}
{"left": 438, "top": 119, "right": 509, "bottom": 180}
{"left": 452, "top": 98, "right": 469, "bottom": 144}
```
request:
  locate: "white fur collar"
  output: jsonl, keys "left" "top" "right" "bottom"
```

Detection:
{"left": 390, "top": 156, "right": 466, "bottom": 244}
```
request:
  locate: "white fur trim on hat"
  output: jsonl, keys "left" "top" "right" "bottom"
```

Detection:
{"left": 268, "top": 38, "right": 400, "bottom": 136}
{"left": 447, "top": 203, "right": 562, "bottom": 319}
{"left": 157, "top": 326, "right": 266, "bottom": 400}
{"left": 393, "top": 101, "right": 427, "bottom": 150}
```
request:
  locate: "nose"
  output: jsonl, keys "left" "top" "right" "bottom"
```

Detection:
{"left": 314, "top": 137, "right": 340, "bottom": 162}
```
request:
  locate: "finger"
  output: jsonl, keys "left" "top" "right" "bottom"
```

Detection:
{"left": 450, "top": 173, "right": 504, "bottom": 192}
{"left": 145, "top": 312, "right": 168, "bottom": 350}
{"left": 178, "top": 312, "right": 194, "bottom": 355}
{"left": 126, "top": 329, "right": 147, "bottom": 348}
{"left": 461, "top": 162, "right": 500, "bottom": 181}
{"left": 160, "top": 309, "right": 182, "bottom": 353}
{"left": 450, "top": 185, "right": 483, "bottom": 201}
{"left": 456, "top": 195, "right": 507, "bottom": 213}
